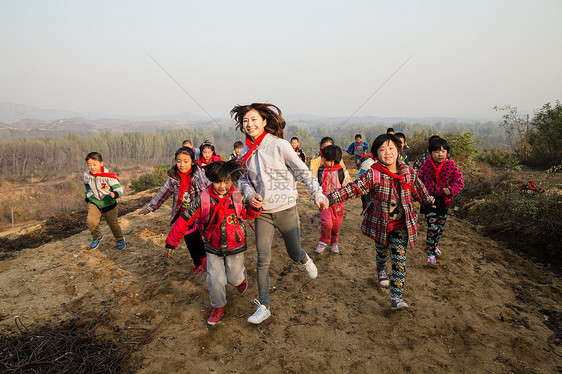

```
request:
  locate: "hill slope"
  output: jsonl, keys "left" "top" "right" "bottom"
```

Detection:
{"left": 0, "top": 185, "right": 560, "bottom": 373}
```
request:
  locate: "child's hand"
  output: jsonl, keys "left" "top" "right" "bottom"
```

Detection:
{"left": 109, "top": 192, "right": 116, "bottom": 198}
{"left": 250, "top": 194, "right": 263, "bottom": 209}
{"left": 315, "top": 194, "right": 329, "bottom": 210}
{"left": 163, "top": 247, "right": 175, "bottom": 258}
{"left": 138, "top": 207, "right": 150, "bottom": 215}
{"left": 427, "top": 195, "right": 436, "bottom": 208}
{"left": 442, "top": 187, "right": 451, "bottom": 195}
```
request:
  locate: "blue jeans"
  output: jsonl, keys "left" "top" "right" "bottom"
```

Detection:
{"left": 206, "top": 252, "right": 246, "bottom": 308}
{"left": 254, "top": 205, "right": 307, "bottom": 305}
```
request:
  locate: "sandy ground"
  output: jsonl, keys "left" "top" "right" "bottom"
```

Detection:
{"left": 0, "top": 179, "right": 561, "bottom": 373}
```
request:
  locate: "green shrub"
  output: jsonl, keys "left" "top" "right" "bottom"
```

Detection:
{"left": 479, "top": 147, "right": 520, "bottom": 167}
{"left": 130, "top": 163, "right": 170, "bottom": 192}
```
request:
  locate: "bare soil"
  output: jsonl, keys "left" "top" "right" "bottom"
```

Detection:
{"left": 0, "top": 183, "right": 560, "bottom": 373}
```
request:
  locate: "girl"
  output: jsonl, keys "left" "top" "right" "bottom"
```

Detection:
{"left": 316, "top": 145, "right": 347, "bottom": 254}
{"left": 165, "top": 160, "right": 262, "bottom": 325}
{"left": 231, "top": 103, "right": 328, "bottom": 324}
{"left": 84, "top": 152, "right": 126, "bottom": 250}
{"left": 198, "top": 140, "right": 223, "bottom": 169}
{"left": 325, "top": 134, "right": 434, "bottom": 311}
{"left": 309, "top": 136, "right": 352, "bottom": 184}
{"left": 139, "top": 147, "right": 209, "bottom": 273}
{"left": 417, "top": 138, "right": 464, "bottom": 265}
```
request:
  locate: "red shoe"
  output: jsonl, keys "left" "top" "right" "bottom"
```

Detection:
{"left": 207, "top": 307, "right": 224, "bottom": 325}
{"left": 201, "top": 257, "right": 207, "bottom": 271}
{"left": 193, "top": 264, "right": 204, "bottom": 273}
{"left": 236, "top": 278, "right": 247, "bottom": 294}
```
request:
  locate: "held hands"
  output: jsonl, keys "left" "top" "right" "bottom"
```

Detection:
{"left": 427, "top": 195, "right": 437, "bottom": 209}
{"left": 315, "top": 194, "right": 329, "bottom": 210}
{"left": 250, "top": 194, "right": 263, "bottom": 209}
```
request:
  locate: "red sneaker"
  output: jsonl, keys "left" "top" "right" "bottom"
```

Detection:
{"left": 193, "top": 264, "right": 204, "bottom": 273}
{"left": 207, "top": 307, "right": 224, "bottom": 325}
{"left": 201, "top": 257, "right": 207, "bottom": 271}
{"left": 236, "top": 279, "right": 247, "bottom": 294}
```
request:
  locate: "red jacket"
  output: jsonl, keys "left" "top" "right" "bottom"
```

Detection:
{"left": 165, "top": 185, "right": 261, "bottom": 256}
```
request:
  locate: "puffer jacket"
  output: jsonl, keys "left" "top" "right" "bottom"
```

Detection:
{"left": 83, "top": 167, "right": 123, "bottom": 211}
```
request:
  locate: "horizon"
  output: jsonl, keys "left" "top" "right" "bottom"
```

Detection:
{"left": 1, "top": 1, "right": 561, "bottom": 123}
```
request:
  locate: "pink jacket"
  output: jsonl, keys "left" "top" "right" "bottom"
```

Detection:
{"left": 418, "top": 158, "right": 464, "bottom": 197}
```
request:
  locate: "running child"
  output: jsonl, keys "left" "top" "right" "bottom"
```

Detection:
{"left": 394, "top": 132, "right": 410, "bottom": 165}
{"left": 417, "top": 137, "right": 464, "bottom": 265}
{"left": 182, "top": 139, "right": 200, "bottom": 159}
{"left": 198, "top": 140, "right": 223, "bottom": 169}
{"left": 228, "top": 141, "right": 244, "bottom": 161}
{"left": 84, "top": 152, "right": 126, "bottom": 250}
{"left": 139, "top": 146, "right": 210, "bottom": 273}
{"left": 231, "top": 103, "right": 328, "bottom": 324}
{"left": 310, "top": 136, "right": 352, "bottom": 184}
{"left": 165, "top": 160, "right": 262, "bottom": 325}
{"left": 316, "top": 145, "right": 347, "bottom": 254}
{"left": 346, "top": 134, "right": 369, "bottom": 169}
{"left": 290, "top": 137, "right": 306, "bottom": 163}
{"left": 325, "top": 134, "right": 435, "bottom": 311}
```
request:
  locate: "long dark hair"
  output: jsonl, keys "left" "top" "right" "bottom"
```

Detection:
{"left": 230, "top": 103, "right": 286, "bottom": 139}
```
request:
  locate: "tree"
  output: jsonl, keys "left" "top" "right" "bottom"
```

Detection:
{"left": 528, "top": 100, "right": 562, "bottom": 166}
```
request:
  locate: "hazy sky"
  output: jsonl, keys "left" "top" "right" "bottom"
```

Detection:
{"left": 1, "top": 0, "right": 561, "bottom": 121}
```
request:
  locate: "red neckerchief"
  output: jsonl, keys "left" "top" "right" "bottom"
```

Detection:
{"left": 321, "top": 164, "right": 342, "bottom": 189}
{"left": 293, "top": 146, "right": 300, "bottom": 151}
{"left": 372, "top": 162, "right": 416, "bottom": 193}
{"left": 197, "top": 157, "right": 212, "bottom": 168}
{"left": 430, "top": 158, "right": 446, "bottom": 189}
{"left": 240, "top": 131, "right": 267, "bottom": 166}
{"left": 175, "top": 168, "right": 192, "bottom": 211}
{"left": 355, "top": 140, "right": 362, "bottom": 150}
{"left": 360, "top": 154, "right": 373, "bottom": 162}
{"left": 206, "top": 185, "right": 234, "bottom": 233}
{"left": 91, "top": 166, "right": 119, "bottom": 181}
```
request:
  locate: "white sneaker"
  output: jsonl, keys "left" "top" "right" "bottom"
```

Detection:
{"left": 315, "top": 241, "right": 328, "bottom": 254}
{"left": 377, "top": 268, "right": 390, "bottom": 288}
{"left": 302, "top": 254, "right": 318, "bottom": 279}
{"left": 247, "top": 299, "right": 271, "bottom": 324}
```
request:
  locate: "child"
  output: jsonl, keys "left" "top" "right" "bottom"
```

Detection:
{"left": 316, "top": 145, "right": 347, "bottom": 254}
{"left": 165, "top": 160, "right": 262, "bottom": 325}
{"left": 290, "top": 137, "right": 306, "bottom": 163}
{"left": 231, "top": 103, "right": 328, "bottom": 324}
{"left": 325, "top": 134, "right": 434, "bottom": 311}
{"left": 83, "top": 152, "right": 125, "bottom": 250}
{"left": 394, "top": 132, "right": 410, "bottom": 165}
{"left": 182, "top": 139, "right": 200, "bottom": 159}
{"left": 228, "top": 141, "right": 244, "bottom": 161}
{"left": 346, "top": 134, "right": 369, "bottom": 169}
{"left": 198, "top": 140, "right": 223, "bottom": 168}
{"left": 413, "top": 135, "right": 442, "bottom": 172}
{"left": 386, "top": 127, "right": 395, "bottom": 135}
{"left": 139, "top": 146, "right": 210, "bottom": 273}
{"left": 417, "top": 138, "right": 464, "bottom": 265}
{"left": 309, "top": 136, "right": 352, "bottom": 184}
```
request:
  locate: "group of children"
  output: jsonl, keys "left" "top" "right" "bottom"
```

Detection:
{"left": 83, "top": 105, "right": 464, "bottom": 325}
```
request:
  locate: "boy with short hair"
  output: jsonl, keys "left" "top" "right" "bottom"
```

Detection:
{"left": 229, "top": 141, "right": 244, "bottom": 161}
{"left": 346, "top": 134, "right": 369, "bottom": 169}
{"left": 290, "top": 137, "right": 306, "bottom": 163}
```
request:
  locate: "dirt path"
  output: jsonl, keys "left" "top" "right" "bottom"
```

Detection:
{"left": 0, "top": 186, "right": 560, "bottom": 373}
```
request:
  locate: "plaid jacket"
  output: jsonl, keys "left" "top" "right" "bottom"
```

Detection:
{"left": 144, "top": 164, "right": 209, "bottom": 225}
{"left": 327, "top": 160, "right": 433, "bottom": 248}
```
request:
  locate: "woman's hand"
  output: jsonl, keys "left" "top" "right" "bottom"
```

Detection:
{"left": 250, "top": 194, "right": 263, "bottom": 209}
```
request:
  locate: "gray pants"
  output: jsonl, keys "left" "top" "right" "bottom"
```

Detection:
{"left": 254, "top": 205, "right": 306, "bottom": 305}
{"left": 206, "top": 252, "right": 246, "bottom": 308}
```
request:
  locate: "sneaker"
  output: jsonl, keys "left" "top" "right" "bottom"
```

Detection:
{"left": 247, "top": 299, "right": 271, "bottom": 324}
{"left": 391, "top": 298, "right": 409, "bottom": 311}
{"left": 116, "top": 238, "right": 126, "bottom": 250}
{"left": 89, "top": 236, "right": 103, "bottom": 250}
{"left": 377, "top": 268, "right": 390, "bottom": 288}
{"left": 201, "top": 257, "right": 208, "bottom": 270}
{"left": 193, "top": 264, "right": 204, "bottom": 273}
{"left": 315, "top": 241, "right": 328, "bottom": 254}
{"left": 236, "top": 278, "right": 247, "bottom": 294}
{"left": 427, "top": 255, "right": 437, "bottom": 265}
{"left": 435, "top": 247, "right": 442, "bottom": 256}
{"left": 207, "top": 307, "right": 224, "bottom": 325}
{"left": 330, "top": 244, "right": 340, "bottom": 253}
{"left": 302, "top": 254, "right": 318, "bottom": 279}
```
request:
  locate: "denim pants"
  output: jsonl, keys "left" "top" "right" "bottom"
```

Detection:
{"left": 206, "top": 252, "right": 246, "bottom": 308}
{"left": 254, "top": 205, "right": 307, "bottom": 305}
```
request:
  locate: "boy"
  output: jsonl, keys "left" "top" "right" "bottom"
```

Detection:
{"left": 182, "top": 139, "right": 200, "bottom": 159}
{"left": 290, "top": 137, "right": 306, "bottom": 163}
{"left": 228, "top": 141, "right": 244, "bottom": 161}
{"left": 395, "top": 132, "right": 409, "bottom": 165}
{"left": 346, "top": 134, "right": 369, "bottom": 169}
{"left": 84, "top": 152, "right": 125, "bottom": 250}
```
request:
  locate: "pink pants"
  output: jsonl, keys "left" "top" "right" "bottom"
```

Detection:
{"left": 319, "top": 203, "right": 345, "bottom": 245}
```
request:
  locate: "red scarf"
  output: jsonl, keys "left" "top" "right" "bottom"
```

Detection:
{"left": 372, "top": 162, "right": 416, "bottom": 193}
{"left": 91, "top": 166, "right": 119, "bottom": 181}
{"left": 206, "top": 186, "right": 234, "bottom": 233}
{"left": 430, "top": 158, "right": 446, "bottom": 188}
{"left": 355, "top": 140, "right": 363, "bottom": 150}
{"left": 175, "top": 169, "right": 192, "bottom": 211}
{"left": 240, "top": 131, "right": 267, "bottom": 166}
{"left": 198, "top": 157, "right": 211, "bottom": 168}
{"left": 321, "top": 164, "right": 342, "bottom": 189}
